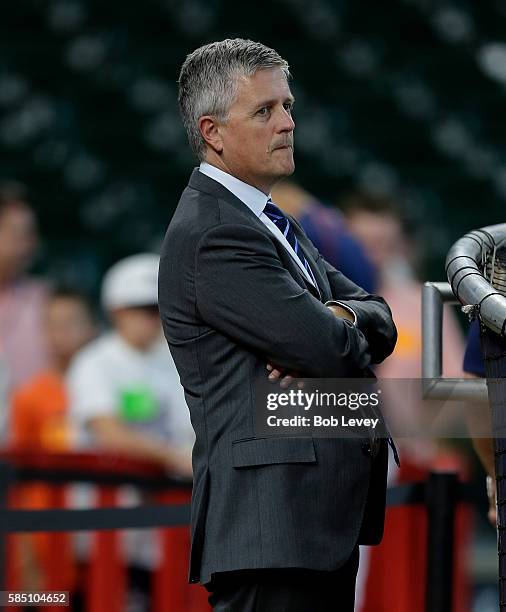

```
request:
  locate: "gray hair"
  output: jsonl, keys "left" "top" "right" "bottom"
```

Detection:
{"left": 178, "top": 38, "right": 290, "bottom": 161}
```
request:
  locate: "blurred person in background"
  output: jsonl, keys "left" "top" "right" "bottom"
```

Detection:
{"left": 8, "top": 288, "right": 96, "bottom": 594}
{"left": 271, "top": 179, "right": 377, "bottom": 293}
{"left": 67, "top": 253, "right": 194, "bottom": 611}
{"left": 343, "top": 192, "right": 464, "bottom": 388}
{"left": 0, "top": 182, "right": 48, "bottom": 395}
{"left": 463, "top": 320, "right": 485, "bottom": 379}
{"left": 342, "top": 192, "right": 470, "bottom": 612}
{"left": 463, "top": 322, "right": 497, "bottom": 529}
{"left": 10, "top": 288, "right": 97, "bottom": 451}
{"left": 67, "top": 252, "right": 194, "bottom": 473}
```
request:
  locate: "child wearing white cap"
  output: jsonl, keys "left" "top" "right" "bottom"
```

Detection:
{"left": 67, "top": 253, "right": 194, "bottom": 473}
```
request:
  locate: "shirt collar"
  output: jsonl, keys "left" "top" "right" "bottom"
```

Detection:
{"left": 199, "top": 162, "right": 270, "bottom": 217}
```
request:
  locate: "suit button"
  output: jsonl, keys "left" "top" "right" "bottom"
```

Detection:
{"left": 361, "top": 442, "right": 372, "bottom": 457}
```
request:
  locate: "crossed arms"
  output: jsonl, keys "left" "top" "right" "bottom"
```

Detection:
{"left": 195, "top": 223, "right": 397, "bottom": 378}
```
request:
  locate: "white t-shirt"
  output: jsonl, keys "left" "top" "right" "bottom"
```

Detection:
{"left": 66, "top": 331, "right": 194, "bottom": 569}
{"left": 67, "top": 331, "right": 194, "bottom": 449}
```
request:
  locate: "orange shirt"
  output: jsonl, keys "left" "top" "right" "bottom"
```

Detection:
{"left": 9, "top": 370, "right": 75, "bottom": 591}
{"left": 11, "top": 370, "right": 69, "bottom": 451}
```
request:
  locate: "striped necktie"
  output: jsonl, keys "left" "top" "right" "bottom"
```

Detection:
{"left": 263, "top": 198, "right": 320, "bottom": 294}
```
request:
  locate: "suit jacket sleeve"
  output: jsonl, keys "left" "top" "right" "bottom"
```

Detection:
{"left": 318, "top": 255, "right": 397, "bottom": 365}
{"left": 195, "top": 223, "right": 372, "bottom": 377}
{"left": 287, "top": 213, "right": 397, "bottom": 364}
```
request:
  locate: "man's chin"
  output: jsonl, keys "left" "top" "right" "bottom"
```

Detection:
{"left": 274, "top": 153, "right": 295, "bottom": 177}
{"left": 281, "top": 159, "right": 295, "bottom": 177}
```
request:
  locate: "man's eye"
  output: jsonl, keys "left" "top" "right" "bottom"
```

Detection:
{"left": 283, "top": 103, "right": 293, "bottom": 112}
{"left": 257, "top": 107, "right": 270, "bottom": 116}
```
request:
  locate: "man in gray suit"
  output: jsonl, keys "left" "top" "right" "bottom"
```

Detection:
{"left": 158, "top": 38, "right": 397, "bottom": 611}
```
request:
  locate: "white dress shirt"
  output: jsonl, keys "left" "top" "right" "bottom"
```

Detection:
{"left": 199, "top": 162, "right": 316, "bottom": 287}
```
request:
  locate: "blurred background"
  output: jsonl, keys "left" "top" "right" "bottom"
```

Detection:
{"left": 0, "top": 1, "right": 505, "bottom": 611}
{"left": 1, "top": 0, "right": 506, "bottom": 290}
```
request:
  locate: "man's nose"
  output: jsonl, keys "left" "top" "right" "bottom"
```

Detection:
{"left": 278, "top": 107, "right": 295, "bottom": 133}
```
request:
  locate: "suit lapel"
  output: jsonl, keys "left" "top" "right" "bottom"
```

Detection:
{"left": 188, "top": 169, "right": 325, "bottom": 301}
{"left": 289, "top": 219, "right": 331, "bottom": 302}
{"left": 271, "top": 234, "right": 323, "bottom": 300}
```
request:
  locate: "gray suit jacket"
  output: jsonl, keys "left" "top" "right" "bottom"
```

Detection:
{"left": 158, "top": 169, "right": 397, "bottom": 585}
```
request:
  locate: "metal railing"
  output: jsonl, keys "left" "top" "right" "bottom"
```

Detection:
{"left": 422, "top": 281, "right": 487, "bottom": 400}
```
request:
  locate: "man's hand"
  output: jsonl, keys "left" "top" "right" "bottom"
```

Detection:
{"left": 487, "top": 475, "right": 497, "bottom": 527}
{"left": 326, "top": 303, "right": 355, "bottom": 323}
{"left": 165, "top": 448, "right": 193, "bottom": 478}
{"left": 266, "top": 363, "right": 303, "bottom": 389}
{"left": 88, "top": 416, "right": 193, "bottom": 478}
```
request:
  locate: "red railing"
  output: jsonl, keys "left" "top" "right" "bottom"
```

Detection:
{"left": 0, "top": 450, "right": 210, "bottom": 612}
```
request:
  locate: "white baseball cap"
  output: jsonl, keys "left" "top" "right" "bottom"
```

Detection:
{"left": 101, "top": 253, "right": 160, "bottom": 311}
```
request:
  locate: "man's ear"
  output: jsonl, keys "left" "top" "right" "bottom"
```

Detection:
{"left": 199, "top": 116, "right": 223, "bottom": 154}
